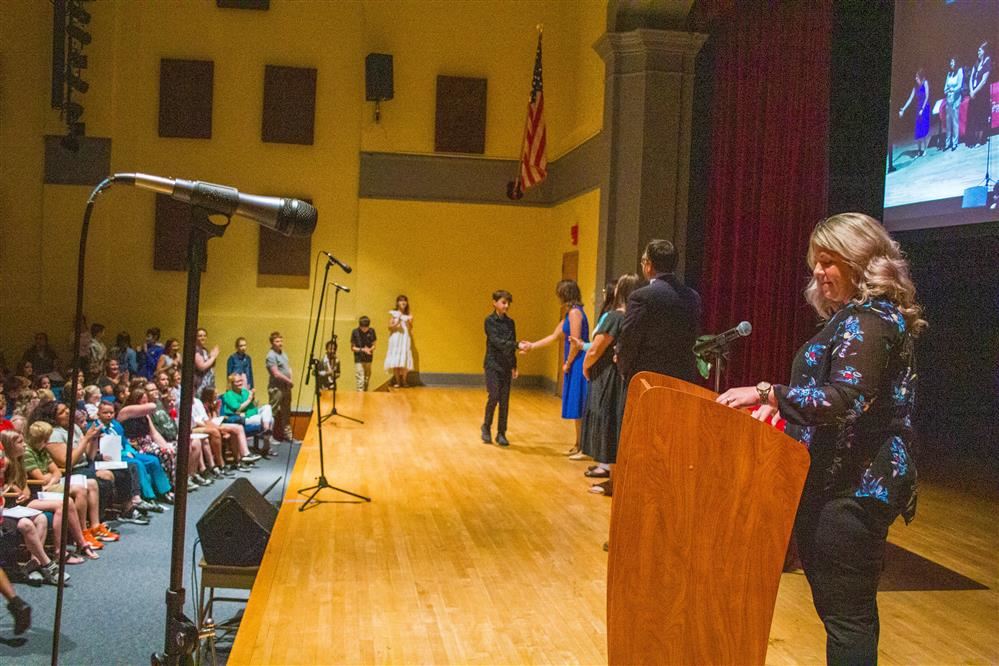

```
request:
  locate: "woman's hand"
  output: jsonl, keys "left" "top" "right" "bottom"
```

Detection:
{"left": 582, "top": 366, "right": 590, "bottom": 381}
{"left": 715, "top": 386, "right": 760, "bottom": 409}
{"left": 568, "top": 336, "right": 584, "bottom": 352}
{"left": 751, "top": 403, "right": 782, "bottom": 426}
{"left": 518, "top": 340, "right": 532, "bottom": 353}
{"left": 562, "top": 362, "right": 570, "bottom": 374}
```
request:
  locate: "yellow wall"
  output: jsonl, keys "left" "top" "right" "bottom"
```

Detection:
{"left": 1, "top": 0, "right": 606, "bottom": 404}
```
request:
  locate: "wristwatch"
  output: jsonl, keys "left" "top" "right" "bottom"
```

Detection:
{"left": 756, "top": 381, "right": 773, "bottom": 404}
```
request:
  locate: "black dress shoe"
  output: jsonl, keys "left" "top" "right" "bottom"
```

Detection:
{"left": 495, "top": 433, "right": 509, "bottom": 447}
{"left": 480, "top": 426, "right": 492, "bottom": 444}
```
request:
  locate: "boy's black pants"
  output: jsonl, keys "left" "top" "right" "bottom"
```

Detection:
{"left": 483, "top": 367, "right": 512, "bottom": 434}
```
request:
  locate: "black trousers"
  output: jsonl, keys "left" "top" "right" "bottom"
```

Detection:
{"left": 483, "top": 367, "right": 512, "bottom": 434}
{"left": 795, "top": 495, "right": 895, "bottom": 666}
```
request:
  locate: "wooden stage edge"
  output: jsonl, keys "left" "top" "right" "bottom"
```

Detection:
{"left": 228, "top": 387, "right": 998, "bottom": 665}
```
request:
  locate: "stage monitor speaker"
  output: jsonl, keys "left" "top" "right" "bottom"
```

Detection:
{"left": 366, "top": 53, "right": 394, "bottom": 101}
{"left": 962, "top": 185, "right": 987, "bottom": 208}
{"left": 197, "top": 478, "right": 277, "bottom": 567}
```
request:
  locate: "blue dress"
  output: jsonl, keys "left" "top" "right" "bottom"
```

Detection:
{"left": 914, "top": 84, "right": 930, "bottom": 140}
{"left": 561, "top": 306, "right": 589, "bottom": 419}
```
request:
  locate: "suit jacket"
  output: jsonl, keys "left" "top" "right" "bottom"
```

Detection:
{"left": 617, "top": 273, "right": 701, "bottom": 384}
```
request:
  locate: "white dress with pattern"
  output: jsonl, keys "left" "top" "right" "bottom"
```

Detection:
{"left": 383, "top": 310, "right": 414, "bottom": 370}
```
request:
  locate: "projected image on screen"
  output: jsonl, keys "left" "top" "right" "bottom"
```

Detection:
{"left": 884, "top": 1, "right": 998, "bottom": 231}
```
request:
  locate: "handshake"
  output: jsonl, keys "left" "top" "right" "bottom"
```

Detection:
{"left": 517, "top": 340, "right": 532, "bottom": 353}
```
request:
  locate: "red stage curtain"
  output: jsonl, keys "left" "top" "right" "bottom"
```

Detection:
{"left": 699, "top": 1, "right": 832, "bottom": 388}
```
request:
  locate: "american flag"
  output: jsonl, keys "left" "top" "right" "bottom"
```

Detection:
{"left": 511, "top": 30, "right": 547, "bottom": 198}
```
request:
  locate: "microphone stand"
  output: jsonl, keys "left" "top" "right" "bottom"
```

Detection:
{"left": 296, "top": 259, "right": 371, "bottom": 511}
{"left": 700, "top": 343, "right": 730, "bottom": 393}
{"left": 321, "top": 282, "right": 363, "bottom": 425}
{"left": 153, "top": 207, "right": 228, "bottom": 666}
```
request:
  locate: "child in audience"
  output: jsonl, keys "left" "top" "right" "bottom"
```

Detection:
{"left": 83, "top": 384, "right": 102, "bottom": 419}
{"left": 320, "top": 338, "right": 341, "bottom": 390}
{"left": 21, "top": 422, "right": 100, "bottom": 559}
{"left": 140, "top": 327, "right": 164, "bottom": 380}
{"left": 350, "top": 316, "right": 377, "bottom": 391}
{"left": 226, "top": 337, "right": 255, "bottom": 389}
{"left": 1, "top": 429, "right": 70, "bottom": 583}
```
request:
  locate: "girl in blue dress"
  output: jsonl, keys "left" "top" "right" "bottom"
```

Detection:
{"left": 522, "top": 280, "right": 590, "bottom": 456}
{"left": 898, "top": 68, "right": 931, "bottom": 157}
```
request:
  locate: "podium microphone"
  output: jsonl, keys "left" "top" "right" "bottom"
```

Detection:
{"left": 114, "top": 172, "right": 317, "bottom": 238}
{"left": 693, "top": 321, "right": 752, "bottom": 355}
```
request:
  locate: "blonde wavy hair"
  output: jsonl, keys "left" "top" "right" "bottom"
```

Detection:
{"left": 805, "top": 212, "right": 926, "bottom": 335}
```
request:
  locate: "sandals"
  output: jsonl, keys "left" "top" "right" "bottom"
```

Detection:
{"left": 589, "top": 480, "right": 613, "bottom": 496}
{"left": 564, "top": 446, "right": 581, "bottom": 456}
{"left": 78, "top": 545, "right": 100, "bottom": 560}
{"left": 584, "top": 467, "right": 610, "bottom": 478}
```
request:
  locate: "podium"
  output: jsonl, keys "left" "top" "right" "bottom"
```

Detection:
{"left": 607, "top": 372, "right": 810, "bottom": 665}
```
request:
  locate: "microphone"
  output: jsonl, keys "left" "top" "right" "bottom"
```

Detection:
{"left": 321, "top": 250, "right": 352, "bottom": 274}
{"left": 330, "top": 282, "right": 351, "bottom": 293}
{"left": 114, "top": 172, "right": 317, "bottom": 238}
{"left": 692, "top": 321, "right": 752, "bottom": 355}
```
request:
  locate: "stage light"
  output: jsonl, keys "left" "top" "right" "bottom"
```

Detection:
{"left": 68, "top": 2, "right": 91, "bottom": 24}
{"left": 67, "top": 23, "right": 91, "bottom": 45}
{"left": 69, "top": 51, "right": 88, "bottom": 69}
{"left": 68, "top": 71, "right": 89, "bottom": 94}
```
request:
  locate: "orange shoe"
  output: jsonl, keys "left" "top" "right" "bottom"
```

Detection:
{"left": 82, "top": 529, "right": 105, "bottom": 550}
{"left": 93, "top": 523, "right": 120, "bottom": 542}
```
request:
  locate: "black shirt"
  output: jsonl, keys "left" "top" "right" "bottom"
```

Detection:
{"left": 350, "top": 327, "right": 377, "bottom": 363}
{"left": 484, "top": 313, "right": 517, "bottom": 372}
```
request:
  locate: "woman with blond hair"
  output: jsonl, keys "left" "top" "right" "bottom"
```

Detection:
{"left": 718, "top": 213, "right": 924, "bottom": 663}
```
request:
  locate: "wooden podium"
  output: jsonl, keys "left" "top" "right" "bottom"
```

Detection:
{"left": 607, "top": 372, "right": 810, "bottom": 665}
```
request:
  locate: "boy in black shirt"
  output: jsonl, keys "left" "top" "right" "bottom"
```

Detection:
{"left": 350, "top": 316, "right": 377, "bottom": 391}
{"left": 482, "top": 290, "right": 518, "bottom": 446}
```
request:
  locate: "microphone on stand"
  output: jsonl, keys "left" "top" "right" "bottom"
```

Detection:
{"left": 693, "top": 321, "right": 752, "bottom": 356}
{"left": 114, "top": 172, "right": 317, "bottom": 238}
{"left": 321, "top": 251, "right": 352, "bottom": 274}
{"left": 330, "top": 282, "right": 351, "bottom": 293}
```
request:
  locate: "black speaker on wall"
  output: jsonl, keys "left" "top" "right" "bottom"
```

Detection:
{"left": 365, "top": 53, "right": 394, "bottom": 101}
{"left": 197, "top": 478, "right": 277, "bottom": 567}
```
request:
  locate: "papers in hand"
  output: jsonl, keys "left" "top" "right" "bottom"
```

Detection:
{"left": 99, "top": 434, "right": 123, "bottom": 462}
{"left": 97, "top": 434, "right": 127, "bottom": 468}
{"left": 2, "top": 505, "right": 42, "bottom": 519}
{"left": 211, "top": 416, "right": 224, "bottom": 426}
{"left": 37, "top": 491, "right": 64, "bottom": 501}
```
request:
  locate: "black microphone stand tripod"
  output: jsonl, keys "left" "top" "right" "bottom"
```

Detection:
{"left": 320, "top": 282, "right": 363, "bottom": 425}
{"left": 297, "top": 257, "right": 371, "bottom": 510}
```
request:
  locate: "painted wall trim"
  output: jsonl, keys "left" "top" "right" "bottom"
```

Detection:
{"left": 359, "top": 133, "right": 603, "bottom": 207}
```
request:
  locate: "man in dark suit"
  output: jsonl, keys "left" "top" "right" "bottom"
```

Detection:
{"left": 617, "top": 239, "right": 701, "bottom": 384}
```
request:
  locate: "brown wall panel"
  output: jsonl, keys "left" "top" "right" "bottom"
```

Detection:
{"left": 257, "top": 226, "right": 311, "bottom": 277}
{"left": 435, "top": 76, "right": 487, "bottom": 154}
{"left": 262, "top": 65, "right": 317, "bottom": 145}
{"left": 159, "top": 59, "right": 214, "bottom": 139}
{"left": 154, "top": 194, "right": 208, "bottom": 271}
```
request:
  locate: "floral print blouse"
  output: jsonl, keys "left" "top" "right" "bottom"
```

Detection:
{"left": 775, "top": 298, "right": 918, "bottom": 523}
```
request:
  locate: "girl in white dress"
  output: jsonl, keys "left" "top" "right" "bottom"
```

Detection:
{"left": 384, "top": 295, "right": 414, "bottom": 387}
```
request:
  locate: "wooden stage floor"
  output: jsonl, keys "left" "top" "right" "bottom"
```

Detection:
{"left": 229, "top": 387, "right": 997, "bottom": 665}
